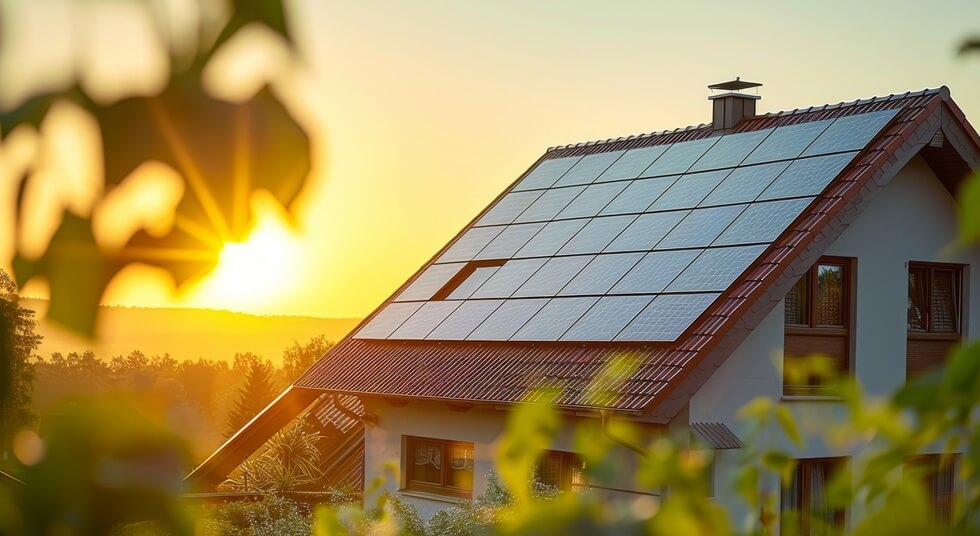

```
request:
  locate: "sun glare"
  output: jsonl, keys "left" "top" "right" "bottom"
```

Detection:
{"left": 199, "top": 205, "right": 301, "bottom": 311}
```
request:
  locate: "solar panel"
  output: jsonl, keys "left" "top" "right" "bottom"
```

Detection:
{"left": 714, "top": 198, "right": 813, "bottom": 246}
{"left": 641, "top": 137, "right": 718, "bottom": 177}
{"left": 599, "top": 176, "right": 678, "bottom": 215}
{"left": 553, "top": 150, "right": 625, "bottom": 187}
{"left": 475, "top": 223, "right": 546, "bottom": 260}
{"left": 515, "top": 219, "right": 589, "bottom": 258}
{"left": 561, "top": 295, "right": 654, "bottom": 341}
{"left": 513, "top": 156, "right": 581, "bottom": 191}
{"left": 801, "top": 109, "right": 899, "bottom": 157}
{"left": 513, "top": 255, "right": 594, "bottom": 297}
{"left": 477, "top": 190, "right": 544, "bottom": 226}
{"left": 558, "top": 215, "right": 636, "bottom": 255}
{"left": 648, "top": 169, "right": 730, "bottom": 211}
{"left": 438, "top": 226, "right": 504, "bottom": 263}
{"left": 445, "top": 265, "right": 501, "bottom": 299}
{"left": 512, "top": 297, "right": 599, "bottom": 341}
{"left": 559, "top": 253, "right": 644, "bottom": 295}
{"left": 667, "top": 245, "right": 767, "bottom": 292}
{"left": 470, "top": 258, "right": 547, "bottom": 299}
{"left": 513, "top": 186, "right": 586, "bottom": 223}
{"left": 557, "top": 182, "right": 629, "bottom": 219}
{"left": 616, "top": 293, "right": 719, "bottom": 341}
{"left": 390, "top": 301, "right": 462, "bottom": 339}
{"left": 611, "top": 249, "right": 701, "bottom": 294}
{"left": 742, "top": 120, "right": 832, "bottom": 165}
{"left": 655, "top": 204, "right": 746, "bottom": 250}
{"left": 757, "top": 152, "right": 857, "bottom": 201}
{"left": 595, "top": 145, "right": 670, "bottom": 182}
{"left": 604, "top": 211, "right": 688, "bottom": 252}
{"left": 427, "top": 300, "right": 503, "bottom": 340}
{"left": 689, "top": 128, "right": 773, "bottom": 172}
{"left": 699, "top": 161, "right": 791, "bottom": 207}
{"left": 466, "top": 298, "right": 548, "bottom": 340}
{"left": 395, "top": 263, "right": 466, "bottom": 301}
{"left": 355, "top": 302, "right": 423, "bottom": 339}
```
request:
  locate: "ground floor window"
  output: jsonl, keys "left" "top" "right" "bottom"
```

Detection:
{"left": 905, "top": 454, "right": 955, "bottom": 524}
{"left": 781, "top": 457, "right": 848, "bottom": 535}
{"left": 534, "top": 450, "right": 587, "bottom": 492}
{"left": 404, "top": 436, "right": 474, "bottom": 498}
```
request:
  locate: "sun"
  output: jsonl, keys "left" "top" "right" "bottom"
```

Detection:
{"left": 197, "top": 204, "right": 302, "bottom": 311}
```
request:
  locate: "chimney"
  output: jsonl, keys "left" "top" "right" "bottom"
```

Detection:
{"left": 708, "top": 77, "right": 762, "bottom": 131}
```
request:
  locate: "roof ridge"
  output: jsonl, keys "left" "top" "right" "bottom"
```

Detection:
{"left": 545, "top": 87, "right": 944, "bottom": 153}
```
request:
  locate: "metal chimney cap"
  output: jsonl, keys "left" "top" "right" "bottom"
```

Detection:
{"left": 708, "top": 77, "right": 762, "bottom": 92}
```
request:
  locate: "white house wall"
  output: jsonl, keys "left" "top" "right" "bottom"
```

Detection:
{"left": 362, "top": 397, "right": 662, "bottom": 519}
{"left": 689, "top": 154, "right": 979, "bottom": 528}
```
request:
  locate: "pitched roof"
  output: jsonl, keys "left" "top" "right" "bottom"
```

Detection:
{"left": 296, "top": 87, "right": 980, "bottom": 418}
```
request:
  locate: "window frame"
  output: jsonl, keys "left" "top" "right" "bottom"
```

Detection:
{"left": 907, "top": 262, "right": 963, "bottom": 340}
{"left": 534, "top": 450, "right": 588, "bottom": 493}
{"left": 781, "top": 456, "right": 849, "bottom": 536}
{"left": 403, "top": 435, "right": 475, "bottom": 499}
{"left": 783, "top": 257, "right": 854, "bottom": 397}
{"left": 904, "top": 454, "right": 956, "bottom": 524}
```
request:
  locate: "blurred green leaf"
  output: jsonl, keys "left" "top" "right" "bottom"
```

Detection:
{"left": 12, "top": 213, "right": 123, "bottom": 336}
{"left": 775, "top": 405, "right": 803, "bottom": 448}
{"left": 958, "top": 173, "right": 980, "bottom": 244}
{"left": 495, "top": 392, "right": 559, "bottom": 506}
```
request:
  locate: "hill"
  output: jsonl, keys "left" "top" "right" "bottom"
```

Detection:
{"left": 22, "top": 299, "right": 361, "bottom": 364}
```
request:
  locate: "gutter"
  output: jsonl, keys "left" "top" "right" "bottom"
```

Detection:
{"left": 599, "top": 410, "right": 648, "bottom": 458}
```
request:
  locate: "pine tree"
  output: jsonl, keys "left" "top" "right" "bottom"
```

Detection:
{"left": 225, "top": 353, "right": 276, "bottom": 437}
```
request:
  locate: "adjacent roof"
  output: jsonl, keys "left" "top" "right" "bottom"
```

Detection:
{"left": 296, "top": 87, "right": 980, "bottom": 418}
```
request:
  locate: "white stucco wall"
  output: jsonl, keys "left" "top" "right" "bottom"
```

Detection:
{"left": 362, "top": 398, "right": 662, "bottom": 519}
{"left": 689, "top": 155, "right": 980, "bottom": 529}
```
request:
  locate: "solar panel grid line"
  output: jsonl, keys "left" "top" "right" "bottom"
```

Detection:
{"left": 556, "top": 181, "right": 630, "bottom": 220}
{"left": 390, "top": 300, "right": 464, "bottom": 339}
{"left": 466, "top": 298, "right": 549, "bottom": 340}
{"left": 611, "top": 249, "right": 702, "bottom": 294}
{"left": 647, "top": 169, "right": 732, "bottom": 212}
{"left": 557, "top": 252, "right": 645, "bottom": 296}
{"left": 393, "top": 262, "right": 467, "bottom": 302}
{"left": 614, "top": 293, "right": 721, "bottom": 342}
{"left": 354, "top": 301, "right": 424, "bottom": 339}
{"left": 687, "top": 128, "right": 775, "bottom": 173}
{"left": 427, "top": 299, "right": 505, "bottom": 340}
{"left": 712, "top": 197, "right": 815, "bottom": 246}
{"left": 603, "top": 210, "right": 690, "bottom": 253}
{"left": 512, "top": 185, "right": 587, "bottom": 223}
{"left": 594, "top": 144, "right": 672, "bottom": 183}
{"left": 560, "top": 295, "right": 655, "bottom": 341}
{"left": 437, "top": 226, "right": 505, "bottom": 263}
{"left": 666, "top": 244, "right": 769, "bottom": 293}
{"left": 474, "top": 222, "right": 547, "bottom": 260}
{"left": 553, "top": 150, "right": 627, "bottom": 187}
{"left": 470, "top": 258, "right": 548, "bottom": 299}
{"left": 512, "top": 155, "right": 581, "bottom": 191}
{"left": 598, "top": 175, "right": 681, "bottom": 215}
{"left": 515, "top": 218, "right": 590, "bottom": 258}
{"left": 511, "top": 296, "right": 599, "bottom": 341}
{"left": 477, "top": 190, "right": 546, "bottom": 226}
{"left": 654, "top": 204, "right": 748, "bottom": 250}
{"left": 697, "top": 161, "right": 792, "bottom": 207}
{"left": 741, "top": 119, "right": 834, "bottom": 165}
{"left": 513, "top": 255, "right": 595, "bottom": 297}
{"left": 557, "top": 214, "right": 639, "bottom": 255}
{"left": 445, "top": 265, "right": 501, "bottom": 299}
{"left": 639, "top": 137, "right": 719, "bottom": 177}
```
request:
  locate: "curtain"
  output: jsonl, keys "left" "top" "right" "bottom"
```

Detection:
{"left": 415, "top": 445, "right": 442, "bottom": 469}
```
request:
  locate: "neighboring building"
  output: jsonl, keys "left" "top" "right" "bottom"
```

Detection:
{"left": 190, "top": 82, "right": 979, "bottom": 531}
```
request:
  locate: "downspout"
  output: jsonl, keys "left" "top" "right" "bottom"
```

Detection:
{"left": 599, "top": 409, "right": 648, "bottom": 458}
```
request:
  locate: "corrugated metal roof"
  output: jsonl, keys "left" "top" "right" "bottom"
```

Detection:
{"left": 296, "top": 87, "right": 979, "bottom": 413}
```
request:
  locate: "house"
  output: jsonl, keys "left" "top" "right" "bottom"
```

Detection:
{"left": 189, "top": 82, "right": 980, "bottom": 531}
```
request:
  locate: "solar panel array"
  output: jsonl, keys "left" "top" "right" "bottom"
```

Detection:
{"left": 357, "top": 109, "right": 898, "bottom": 342}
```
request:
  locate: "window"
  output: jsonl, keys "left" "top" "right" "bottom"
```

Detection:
{"left": 905, "top": 455, "right": 955, "bottom": 524}
{"left": 784, "top": 258, "right": 852, "bottom": 396}
{"left": 907, "top": 263, "right": 963, "bottom": 377}
{"left": 404, "top": 436, "right": 474, "bottom": 498}
{"left": 534, "top": 450, "right": 587, "bottom": 492}
{"left": 433, "top": 260, "right": 506, "bottom": 300}
{"left": 781, "top": 457, "right": 848, "bottom": 535}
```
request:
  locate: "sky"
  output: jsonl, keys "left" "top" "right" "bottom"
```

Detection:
{"left": 3, "top": 0, "right": 980, "bottom": 318}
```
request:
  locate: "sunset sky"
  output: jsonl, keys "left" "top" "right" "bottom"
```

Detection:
{"left": 4, "top": 0, "right": 980, "bottom": 319}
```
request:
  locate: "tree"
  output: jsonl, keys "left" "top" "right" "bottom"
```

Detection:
{"left": 281, "top": 335, "right": 333, "bottom": 384}
{"left": 226, "top": 353, "right": 276, "bottom": 437}
{"left": 0, "top": 269, "right": 41, "bottom": 459}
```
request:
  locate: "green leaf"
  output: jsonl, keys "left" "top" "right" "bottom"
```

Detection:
{"left": 775, "top": 405, "right": 803, "bottom": 447}
{"left": 212, "top": 0, "right": 292, "bottom": 55}
{"left": 958, "top": 173, "right": 980, "bottom": 244}
{"left": 12, "top": 213, "right": 123, "bottom": 336}
{"left": 96, "top": 75, "right": 311, "bottom": 242}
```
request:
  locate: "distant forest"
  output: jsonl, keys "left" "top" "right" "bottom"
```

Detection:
{"left": 30, "top": 335, "right": 333, "bottom": 461}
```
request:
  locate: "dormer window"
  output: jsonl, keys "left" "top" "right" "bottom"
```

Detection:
{"left": 783, "top": 257, "right": 853, "bottom": 396}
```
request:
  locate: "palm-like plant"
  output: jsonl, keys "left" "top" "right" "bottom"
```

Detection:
{"left": 225, "top": 423, "right": 323, "bottom": 493}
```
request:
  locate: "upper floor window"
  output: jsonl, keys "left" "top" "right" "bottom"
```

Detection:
{"left": 781, "top": 457, "right": 849, "bottom": 535}
{"left": 784, "top": 258, "right": 852, "bottom": 396}
{"left": 404, "top": 436, "right": 474, "bottom": 498}
{"left": 907, "top": 263, "right": 963, "bottom": 377}
{"left": 534, "top": 450, "right": 587, "bottom": 493}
